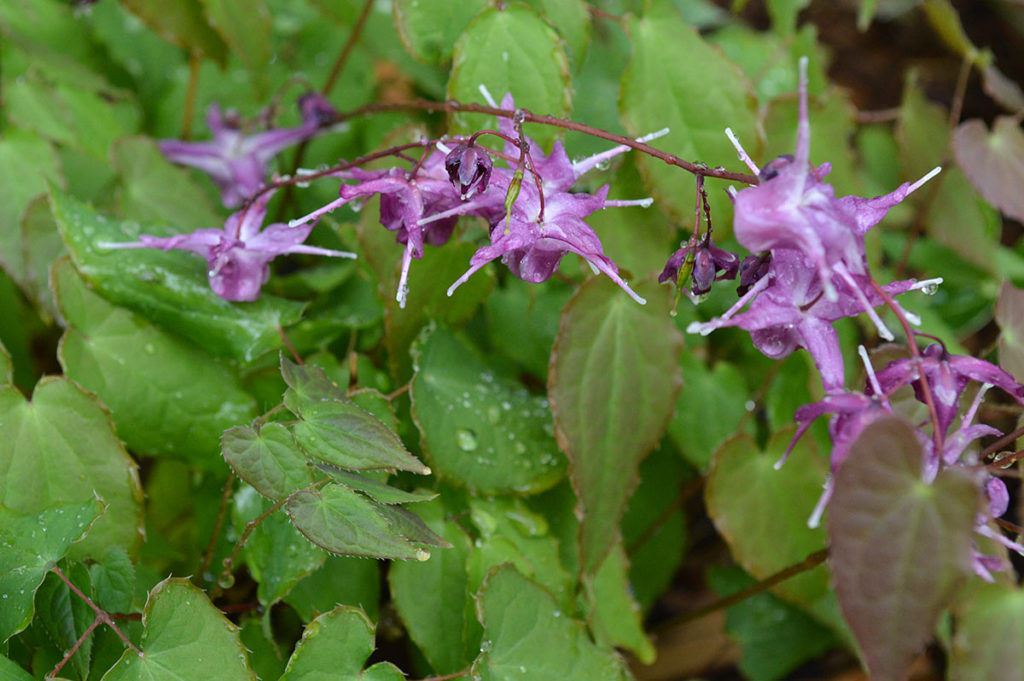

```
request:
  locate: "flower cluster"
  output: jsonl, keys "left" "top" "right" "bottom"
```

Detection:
{"left": 683, "top": 58, "right": 1024, "bottom": 578}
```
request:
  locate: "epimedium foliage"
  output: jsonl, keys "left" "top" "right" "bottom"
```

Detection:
{"left": 2, "top": 1, "right": 1024, "bottom": 681}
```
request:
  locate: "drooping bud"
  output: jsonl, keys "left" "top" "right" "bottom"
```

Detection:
{"left": 737, "top": 252, "right": 771, "bottom": 296}
{"left": 444, "top": 144, "right": 493, "bottom": 200}
{"left": 298, "top": 92, "right": 339, "bottom": 127}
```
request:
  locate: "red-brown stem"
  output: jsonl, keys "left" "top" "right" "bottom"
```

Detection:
{"left": 386, "top": 382, "right": 411, "bottom": 401}
{"left": 986, "top": 449, "right": 1024, "bottom": 471}
{"left": 51, "top": 566, "right": 140, "bottom": 655}
{"left": 980, "top": 425, "right": 1024, "bottom": 460}
{"left": 334, "top": 101, "right": 759, "bottom": 185}
{"left": 277, "top": 326, "right": 303, "bottom": 364}
{"left": 199, "top": 470, "right": 236, "bottom": 582}
{"left": 995, "top": 517, "right": 1024, "bottom": 535}
{"left": 47, "top": 615, "right": 103, "bottom": 680}
{"left": 868, "top": 279, "right": 944, "bottom": 450}
{"left": 322, "top": 0, "right": 375, "bottom": 96}
{"left": 585, "top": 4, "right": 627, "bottom": 28}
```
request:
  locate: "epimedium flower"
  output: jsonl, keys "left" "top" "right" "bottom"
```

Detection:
{"left": 99, "top": 189, "right": 355, "bottom": 301}
{"left": 160, "top": 92, "right": 338, "bottom": 208}
{"left": 659, "top": 236, "right": 739, "bottom": 297}
{"left": 445, "top": 143, "right": 493, "bottom": 199}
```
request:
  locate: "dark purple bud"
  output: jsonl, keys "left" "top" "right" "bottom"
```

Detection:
{"left": 298, "top": 92, "right": 338, "bottom": 127}
{"left": 658, "top": 246, "right": 690, "bottom": 285}
{"left": 691, "top": 239, "right": 739, "bottom": 295}
{"left": 758, "top": 154, "right": 794, "bottom": 182}
{"left": 445, "top": 144, "right": 493, "bottom": 199}
{"left": 737, "top": 252, "right": 771, "bottom": 296}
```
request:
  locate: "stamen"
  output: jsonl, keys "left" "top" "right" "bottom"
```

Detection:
{"left": 960, "top": 383, "right": 992, "bottom": 429}
{"left": 571, "top": 128, "right": 671, "bottom": 179}
{"left": 906, "top": 166, "right": 942, "bottom": 195}
{"left": 835, "top": 265, "right": 893, "bottom": 340}
{"left": 478, "top": 84, "right": 499, "bottom": 109}
{"left": 288, "top": 196, "right": 349, "bottom": 228}
{"left": 604, "top": 198, "right": 653, "bottom": 208}
{"left": 725, "top": 127, "right": 760, "bottom": 175}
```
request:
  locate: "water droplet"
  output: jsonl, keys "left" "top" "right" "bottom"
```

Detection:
{"left": 921, "top": 282, "right": 939, "bottom": 295}
{"left": 144, "top": 343, "right": 155, "bottom": 354}
{"left": 456, "top": 428, "right": 478, "bottom": 451}
{"left": 218, "top": 573, "right": 235, "bottom": 589}
{"left": 487, "top": 406, "right": 500, "bottom": 423}
{"left": 514, "top": 442, "right": 527, "bottom": 455}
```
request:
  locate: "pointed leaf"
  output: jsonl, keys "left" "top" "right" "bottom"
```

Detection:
{"left": 584, "top": 543, "right": 656, "bottom": 664}
{"left": 102, "top": 578, "right": 256, "bottom": 681}
{"left": 51, "top": 189, "right": 305, "bottom": 363}
{"left": 314, "top": 463, "right": 437, "bottom": 504}
{"left": 89, "top": 546, "right": 136, "bottom": 614}
{"left": 829, "top": 417, "right": 977, "bottom": 681}
{"left": 0, "top": 378, "right": 143, "bottom": 560}
{"left": 949, "top": 583, "right": 1024, "bottom": 681}
{"left": 223, "top": 423, "right": 316, "bottom": 500}
{"left": 55, "top": 259, "right": 257, "bottom": 465}
{"left": 411, "top": 326, "right": 565, "bottom": 495}
{"left": 286, "top": 484, "right": 435, "bottom": 561}
{"left": 280, "top": 606, "right": 403, "bottom": 681}
{"left": 0, "top": 501, "right": 102, "bottom": 643}
{"left": 952, "top": 117, "right": 1024, "bottom": 224}
{"left": 549, "top": 278, "right": 682, "bottom": 574}
{"left": 620, "top": 0, "right": 757, "bottom": 228}
{"left": 472, "top": 566, "right": 629, "bottom": 681}
{"left": 446, "top": 4, "right": 571, "bottom": 150}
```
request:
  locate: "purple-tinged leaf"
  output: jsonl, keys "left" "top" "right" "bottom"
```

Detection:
{"left": 829, "top": 417, "right": 977, "bottom": 681}
{"left": 549, "top": 278, "right": 682, "bottom": 575}
{"left": 995, "top": 281, "right": 1024, "bottom": 382}
{"left": 953, "top": 117, "right": 1024, "bottom": 224}
{"left": 949, "top": 583, "right": 1024, "bottom": 681}
{"left": 982, "top": 65, "right": 1024, "bottom": 114}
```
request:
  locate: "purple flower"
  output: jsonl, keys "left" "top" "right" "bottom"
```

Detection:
{"left": 445, "top": 144, "right": 493, "bottom": 199}
{"left": 659, "top": 236, "right": 739, "bottom": 296}
{"left": 871, "top": 343, "right": 1024, "bottom": 436}
{"left": 99, "top": 189, "right": 355, "bottom": 301}
{"left": 160, "top": 93, "right": 338, "bottom": 208}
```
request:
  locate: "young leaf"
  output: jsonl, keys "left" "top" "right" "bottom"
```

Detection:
{"left": 55, "top": 258, "right": 258, "bottom": 466}
{"left": 0, "top": 378, "right": 143, "bottom": 560}
{"left": 829, "top": 417, "right": 977, "bottom": 681}
{"left": 411, "top": 326, "right": 566, "bottom": 495}
{"left": 51, "top": 189, "right": 305, "bottom": 363}
{"left": 279, "top": 606, "right": 404, "bottom": 681}
{"left": 285, "top": 484, "right": 446, "bottom": 561}
{"left": 952, "top": 117, "right": 1024, "bottom": 225}
{"left": 446, "top": 3, "right": 571, "bottom": 150}
{"left": 89, "top": 546, "right": 137, "bottom": 615}
{"left": 314, "top": 462, "right": 437, "bottom": 504}
{"left": 949, "top": 583, "right": 1024, "bottom": 681}
{"left": 102, "top": 578, "right": 256, "bottom": 681}
{"left": 0, "top": 500, "right": 102, "bottom": 643}
{"left": 392, "top": 0, "right": 489, "bottom": 63}
{"left": 222, "top": 423, "right": 317, "bottom": 501}
{"left": 549, "top": 277, "right": 682, "bottom": 575}
{"left": 472, "top": 566, "right": 629, "bottom": 681}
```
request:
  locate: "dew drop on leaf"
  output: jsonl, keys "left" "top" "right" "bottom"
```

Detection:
{"left": 456, "top": 428, "right": 478, "bottom": 451}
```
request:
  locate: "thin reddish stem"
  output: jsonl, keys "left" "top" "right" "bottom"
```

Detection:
{"left": 322, "top": 0, "right": 374, "bottom": 96}
{"left": 51, "top": 566, "right": 140, "bottom": 655}
{"left": 47, "top": 615, "right": 103, "bottom": 680}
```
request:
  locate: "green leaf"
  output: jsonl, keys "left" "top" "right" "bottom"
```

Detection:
{"left": 36, "top": 562, "right": 95, "bottom": 680}
{"left": 829, "top": 417, "right": 977, "bottom": 681}
{"left": 0, "top": 378, "right": 143, "bottom": 560}
{"left": 55, "top": 259, "right": 258, "bottom": 465}
{"left": 102, "top": 578, "right": 256, "bottom": 681}
{"left": 51, "top": 188, "right": 305, "bottom": 363}
{"left": 389, "top": 500, "right": 480, "bottom": 674}
{"left": 280, "top": 606, "right": 404, "bottom": 681}
{"left": 0, "top": 501, "right": 101, "bottom": 643}
{"left": 484, "top": 279, "right": 570, "bottom": 380}
{"left": 111, "top": 136, "right": 222, "bottom": 232}
{"left": 233, "top": 485, "right": 326, "bottom": 607}
{"left": 549, "top": 277, "right": 682, "bottom": 574}
{"left": 119, "top": 0, "right": 228, "bottom": 65}
{"left": 385, "top": 241, "right": 496, "bottom": 381}
{"left": 766, "top": 0, "right": 810, "bottom": 35}
{"left": 392, "top": 0, "right": 489, "bottom": 62}
{"left": 283, "top": 359, "right": 429, "bottom": 475}
{"left": 0, "top": 654, "right": 34, "bottom": 681}
{"left": 0, "top": 339, "right": 10, "bottom": 387}
{"left": 669, "top": 353, "right": 750, "bottom": 470}
{"left": 90, "top": 546, "right": 137, "bottom": 614}
{"left": 520, "top": 0, "right": 590, "bottom": 66}
{"left": 0, "top": 128, "right": 63, "bottom": 289}
{"left": 314, "top": 463, "right": 437, "bottom": 505}
{"left": 704, "top": 429, "right": 832, "bottom": 613}
{"left": 223, "top": 423, "right": 317, "bottom": 500}
{"left": 411, "top": 326, "right": 566, "bottom": 495}
{"left": 198, "top": 0, "right": 271, "bottom": 79}
{"left": 949, "top": 583, "right": 1024, "bottom": 681}
{"left": 20, "top": 196, "right": 65, "bottom": 322}
{"left": 707, "top": 566, "right": 838, "bottom": 681}
{"left": 285, "top": 556, "right": 381, "bottom": 623}
{"left": 447, "top": 3, "right": 572, "bottom": 151}
{"left": 472, "top": 566, "right": 629, "bottom": 681}
{"left": 286, "top": 484, "right": 446, "bottom": 561}
{"left": 620, "top": 0, "right": 757, "bottom": 229}
{"left": 584, "top": 543, "right": 655, "bottom": 664}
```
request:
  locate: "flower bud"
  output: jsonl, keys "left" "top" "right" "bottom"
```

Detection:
{"left": 445, "top": 144, "right": 493, "bottom": 199}
{"left": 737, "top": 252, "right": 771, "bottom": 296}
